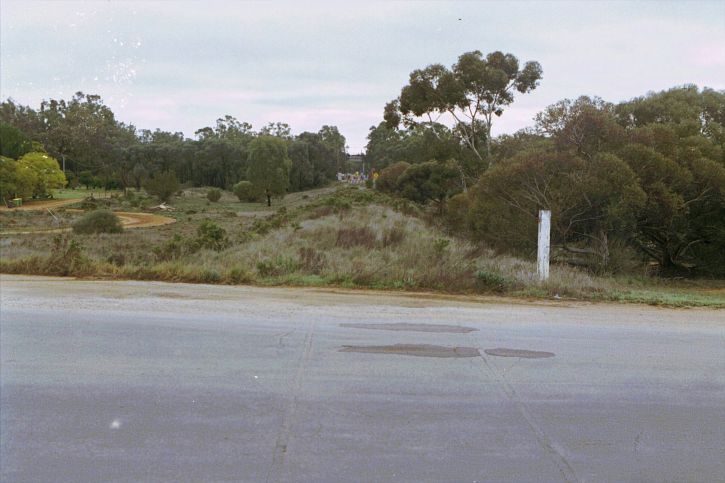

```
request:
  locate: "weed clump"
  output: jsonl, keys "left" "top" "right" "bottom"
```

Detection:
{"left": 336, "top": 226, "right": 376, "bottom": 248}
{"left": 298, "top": 247, "right": 325, "bottom": 273}
{"left": 73, "top": 210, "right": 123, "bottom": 234}
{"left": 475, "top": 269, "right": 511, "bottom": 293}
{"left": 45, "top": 235, "right": 89, "bottom": 275}
{"left": 207, "top": 189, "right": 222, "bottom": 202}
{"left": 196, "top": 220, "right": 228, "bottom": 250}
{"left": 256, "top": 256, "right": 300, "bottom": 277}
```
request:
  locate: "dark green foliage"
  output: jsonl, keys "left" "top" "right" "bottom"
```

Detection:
{"left": 154, "top": 221, "right": 229, "bottom": 261}
{"left": 0, "top": 122, "right": 33, "bottom": 158}
{"left": 195, "top": 220, "right": 229, "bottom": 250}
{"left": 451, "top": 148, "right": 647, "bottom": 272}
{"left": 78, "top": 170, "right": 97, "bottom": 189}
{"left": 447, "top": 85, "right": 725, "bottom": 275}
{"left": 144, "top": 171, "right": 180, "bottom": 202}
{"left": 207, "top": 188, "right": 222, "bottom": 202}
{"left": 395, "top": 160, "right": 461, "bottom": 209}
{"left": 72, "top": 210, "right": 123, "bottom": 234}
{"left": 385, "top": 50, "right": 542, "bottom": 163}
{"left": 246, "top": 136, "right": 291, "bottom": 201}
{"left": 288, "top": 127, "right": 346, "bottom": 191}
{"left": 1, "top": 96, "right": 346, "bottom": 195}
{"left": 376, "top": 162, "right": 410, "bottom": 193}
{"left": 475, "top": 269, "right": 511, "bottom": 293}
{"left": 233, "top": 180, "right": 257, "bottom": 202}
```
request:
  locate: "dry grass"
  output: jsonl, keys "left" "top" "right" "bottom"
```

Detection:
{"left": 1, "top": 185, "right": 721, "bottom": 307}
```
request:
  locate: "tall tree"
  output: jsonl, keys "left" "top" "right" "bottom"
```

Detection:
{"left": 0, "top": 122, "right": 34, "bottom": 158}
{"left": 384, "top": 51, "right": 542, "bottom": 165}
{"left": 246, "top": 136, "right": 291, "bottom": 206}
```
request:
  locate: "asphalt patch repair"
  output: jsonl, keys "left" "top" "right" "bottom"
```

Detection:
{"left": 484, "top": 348, "right": 555, "bottom": 359}
{"left": 340, "top": 323, "right": 477, "bottom": 333}
{"left": 340, "top": 344, "right": 480, "bottom": 358}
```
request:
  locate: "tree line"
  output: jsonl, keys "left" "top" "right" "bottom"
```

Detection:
{"left": 367, "top": 51, "right": 724, "bottom": 276}
{"left": 0, "top": 93, "right": 347, "bottom": 200}
{"left": 2, "top": 50, "right": 723, "bottom": 276}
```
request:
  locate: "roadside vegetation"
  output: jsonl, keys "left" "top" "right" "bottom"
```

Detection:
{"left": 1, "top": 185, "right": 723, "bottom": 307}
{"left": 1, "top": 50, "right": 723, "bottom": 307}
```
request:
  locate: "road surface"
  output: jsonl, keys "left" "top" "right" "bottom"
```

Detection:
{"left": 1, "top": 275, "right": 723, "bottom": 482}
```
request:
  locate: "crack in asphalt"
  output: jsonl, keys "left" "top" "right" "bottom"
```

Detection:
{"left": 265, "top": 321, "right": 315, "bottom": 483}
{"left": 472, "top": 343, "right": 580, "bottom": 483}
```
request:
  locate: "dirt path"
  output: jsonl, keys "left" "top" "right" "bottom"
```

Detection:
{"left": 1, "top": 210, "right": 175, "bottom": 235}
{"left": 0, "top": 198, "right": 84, "bottom": 212}
{"left": 114, "top": 211, "right": 176, "bottom": 229}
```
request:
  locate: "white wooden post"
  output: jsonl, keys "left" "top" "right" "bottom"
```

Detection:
{"left": 537, "top": 210, "right": 551, "bottom": 281}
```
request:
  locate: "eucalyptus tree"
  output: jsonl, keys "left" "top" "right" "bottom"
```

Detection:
{"left": 384, "top": 51, "right": 542, "bottom": 166}
{"left": 246, "top": 136, "right": 291, "bottom": 206}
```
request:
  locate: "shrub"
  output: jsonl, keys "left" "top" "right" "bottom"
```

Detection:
{"left": 233, "top": 181, "right": 257, "bottom": 202}
{"left": 376, "top": 161, "right": 410, "bottom": 193}
{"left": 298, "top": 247, "right": 325, "bottom": 273}
{"left": 154, "top": 234, "right": 189, "bottom": 261}
{"left": 444, "top": 193, "right": 471, "bottom": 234}
{"left": 198, "top": 269, "right": 222, "bottom": 283}
{"left": 196, "top": 220, "right": 229, "bottom": 250}
{"left": 144, "top": 171, "right": 180, "bottom": 202}
{"left": 433, "top": 238, "right": 451, "bottom": 258}
{"left": 73, "top": 210, "right": 123, "bottom": 234}
{"left": 207, "top": 188, "right": 222, "bottom": 202}
{"left": 381, "top": 226, "right": 405, "bottom": 246}
{"left": 256, "top": 256, "right": 300, "bottom": 277}
{"left": 44, "top": 235, "right": 88, "bottom": 275}
{"left": 336, "top": 226, "right": 376, "bottom": 248}
{"left": 227, "top": 266, "right": 252, "bottom": 284}
{"left": 475, "top": 269, "right": 511, "bottom": 293}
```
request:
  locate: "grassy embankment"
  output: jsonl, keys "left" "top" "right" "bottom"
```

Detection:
{"left": 0, "top": 185, "right": 723, "bottom": 308}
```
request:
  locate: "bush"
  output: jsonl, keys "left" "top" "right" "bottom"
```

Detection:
{"left": 227, "top": 266, "right": 252, "bottom": 284}
{"left": 144, "top": 171, "right": 180, "bottom": 202}
{"left": 45, "top": 235, "right": 88, "bottom": 275}
{"left": 298, "top": 247, "right": 325, "bottom": 273}
{"left": 256, "top": 256, "right": 300, "bottom": 277}
{"left": 376, "top": 161, "right": 410, "bottom": 193}
{"left": 196, "top": 220, "right": 229, "bottom": 250}
{"left": 207, "top": 188, "right": 222, "bottom": 202}
{"left": 444, "top": 193, "right": 471, "bottom": 235}
{"left": 336, "top": 226, "right": 376, "bottom": 248}
{"left": 475, "top": 269, "right": 511, "bottom": 293}
{"left": 233, "top": 181, "right": 257, "bottom": 202}
{"left": 73, "top": 210, "right": 123, "bottom": 234}
{"left": 154, "top": 234, "right": 189, "bottom": 261}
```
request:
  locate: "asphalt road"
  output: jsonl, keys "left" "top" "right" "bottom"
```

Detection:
{"left": 1, "top": 275, "right": 723, "bottom": 482}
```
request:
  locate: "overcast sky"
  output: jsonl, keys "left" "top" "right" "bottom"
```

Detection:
{"left": 2, "top": 1, "right": 724, "bottom": 152}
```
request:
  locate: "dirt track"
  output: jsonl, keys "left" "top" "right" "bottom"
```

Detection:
{"left": 0, "top": 198, "right": 83, "bottom": 212}
{"left": 111, "top": 211, "right": 176, "bottom": 229}
{"left": 0, "top": 199, "right": 176, "bottom": 235}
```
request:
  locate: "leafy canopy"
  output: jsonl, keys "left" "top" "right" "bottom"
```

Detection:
{"left": 385, "top": 50, "right": 542, "bottom": 164}
{"left": 246, "top": 136, "right": 291, "bottom": 198}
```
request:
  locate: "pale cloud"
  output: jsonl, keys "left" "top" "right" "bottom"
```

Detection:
{"left": 2, "top": 0, "right": 723, "bottom": 153}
